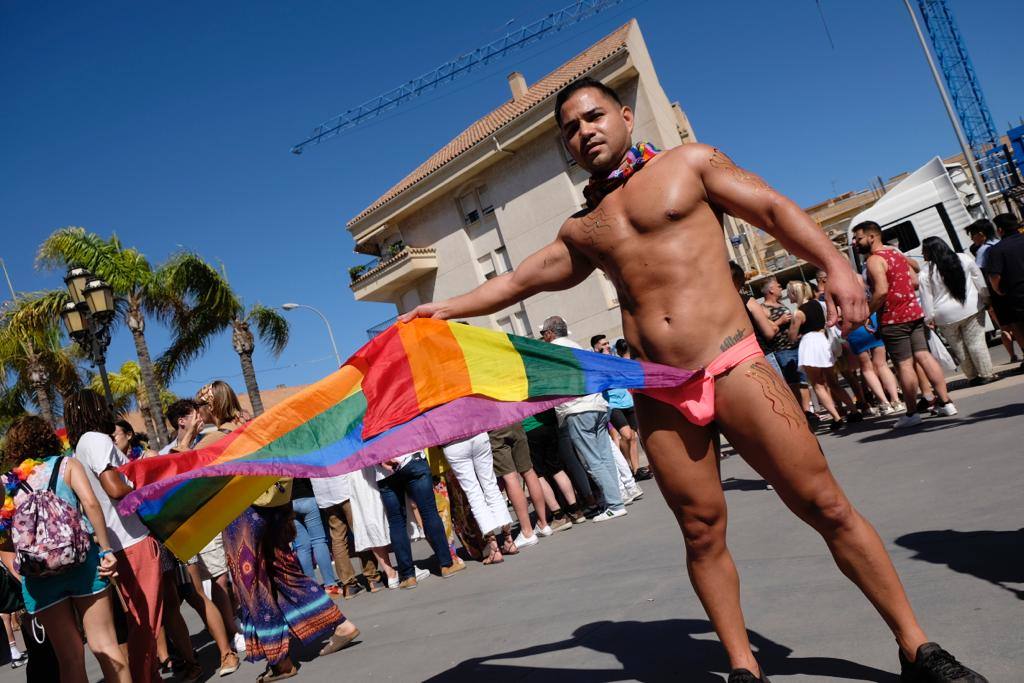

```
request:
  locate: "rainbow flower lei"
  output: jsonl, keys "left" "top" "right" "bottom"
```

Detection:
{"left": 0, "top": 458, "right": 45, "bottom": 535}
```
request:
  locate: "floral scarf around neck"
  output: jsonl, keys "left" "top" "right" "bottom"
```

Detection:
{"left": 583, "top": 141, "right": 660, "bottom": 208}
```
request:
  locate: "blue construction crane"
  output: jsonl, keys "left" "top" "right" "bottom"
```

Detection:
{"left": 291, "top": 0, "right": 623, "bottom": 155}
{"left": 915, "top": 0, "right": 1018, "bottom": 195}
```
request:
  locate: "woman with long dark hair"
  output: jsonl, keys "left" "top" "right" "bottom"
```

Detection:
{"left": 920, "top": 237, "right": 995, "bottom": 385}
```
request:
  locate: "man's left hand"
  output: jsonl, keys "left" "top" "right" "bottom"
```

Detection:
{"left": 825, "top": 268, "right": 869, "bottom": 333}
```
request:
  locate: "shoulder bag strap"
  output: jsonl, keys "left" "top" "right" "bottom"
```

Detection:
{"left": 46, "top": 456, "right": 65, "bottom": 493}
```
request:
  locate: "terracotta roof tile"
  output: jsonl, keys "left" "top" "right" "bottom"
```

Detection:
{"left": 348, "top": 22, "right": 632, "bottom": 227}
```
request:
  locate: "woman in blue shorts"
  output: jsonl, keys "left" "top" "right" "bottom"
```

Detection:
{"left": 1, "top": 416, "right": 127, "bottom": 682}
{"left": 845, "top": 313, "right": 903, "bottom": 415}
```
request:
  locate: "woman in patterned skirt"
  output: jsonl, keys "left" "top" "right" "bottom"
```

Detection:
{"left": 195, "top": 382, "right": 361, "bottom": 681}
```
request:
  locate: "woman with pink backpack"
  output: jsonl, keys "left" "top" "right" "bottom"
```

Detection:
{"left": 0, "top": 416, "right": 128, "bottom": 682}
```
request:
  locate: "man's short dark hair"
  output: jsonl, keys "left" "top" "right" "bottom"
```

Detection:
{"left": 614, "top": 339, "right": 629, "bottom": 357}
{"left": 554, "top": 77, "right": 623, "bottom": 128}
{"left": 166, "top": 398, "right": 199, "bottom": 430}
{"left": 993, "top": 213, "right": 1021, "bottom": 235}
{"left": 852, "top": 220, "right": 882, "bottom": 236}
{"left": 590, "top": 334, "right": 607, "bottom": 350}
{"left": 965, "top": 218, "right": 995, "bottom": 240}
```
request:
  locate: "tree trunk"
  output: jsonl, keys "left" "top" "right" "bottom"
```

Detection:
{"left": 128, "top": 310, "right": 170, "bottom": 447}
{"left": 238, "top": 351, "right": 264, "bottom": 416}
{"left": 137, "top": 389, "right": 159, "bottom": 443}
{"left": 232, "top": 319, "right": 263, "bottom": 416}
{"left": 26, "top": 353, "right": 56, "bottom": 428}
{"left": 33, "top": 384, "right": 56, "bottom": 429}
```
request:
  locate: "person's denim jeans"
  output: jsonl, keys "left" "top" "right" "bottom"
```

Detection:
{"left": 565, "top": 410, "right": 624, "bottom": 512}
{"left": 378, "top": 457, "right": 453, "bottom": 580}
{"left": 292, "top": 496, "right": 339, "bottom": 587}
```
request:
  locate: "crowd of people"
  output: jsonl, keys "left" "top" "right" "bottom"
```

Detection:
{"left": 730, "top": 211, "right": 1024, "bottom": 434}
{"left": 0, "top": 311, "right": 660, "bottom": 682}
{"left": 1, "top": 209, "right": 1020, "bottom": 681}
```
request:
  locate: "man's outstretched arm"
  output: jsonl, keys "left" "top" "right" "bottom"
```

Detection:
{"left": 400, "top": 234, "right": 594, "bottom": 322}
{"left": 686, "top": 143, "right": 868, "bottom": 331}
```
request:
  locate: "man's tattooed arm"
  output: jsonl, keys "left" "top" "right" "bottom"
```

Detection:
{"left": 708, "top": 148, "right": 769, "bottom": 192}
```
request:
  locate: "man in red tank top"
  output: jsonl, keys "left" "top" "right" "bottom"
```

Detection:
{"left": 852, "top": 222, "right": 957, "bottom": 429}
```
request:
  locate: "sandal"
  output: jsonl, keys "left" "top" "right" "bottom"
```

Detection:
{"left": 501, "top": 537, "right": 519, "bottom": 555}
{"left": 257, "top": 664, "right": 298, "bottom": 682}
{"left": 318, "top": 625, "right": 360, "bottom": 656}
{"left": 218, "top": 651, "right": 240, "bottom": 676}
{"left": 481, "top": 535, "right": 503, "bottom": 565}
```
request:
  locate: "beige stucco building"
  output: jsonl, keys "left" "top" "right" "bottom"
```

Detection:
{"left": 346, "top": 20, "right": 761, "bottom": 342}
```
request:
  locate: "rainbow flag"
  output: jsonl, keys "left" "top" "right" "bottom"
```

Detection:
{"left": 119, "top": 319, "right": 696, "bottom": 559}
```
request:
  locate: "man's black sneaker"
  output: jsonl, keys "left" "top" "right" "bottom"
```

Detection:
{"left": 728, "top": 667, "right": 770, "bottom": 682}
{"left": 899, "top": 642, "right": 987, "bottom": 682}
{"left": 916, "top": 397, "right": 933, "bottom": 413}
{"left": 829, "top": 418, "right": 845, "bottom": 432}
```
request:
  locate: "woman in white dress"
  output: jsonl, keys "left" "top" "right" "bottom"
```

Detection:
{"left": 347, "top": 468, "right": 398, "bottom": 586}
{"left": 788, "top": 281, "right": 858, "bottom": 430}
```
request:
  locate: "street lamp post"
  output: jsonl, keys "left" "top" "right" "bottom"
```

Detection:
{"left": 281, "top": 303, "right": 342, "bottom": 368}
{"left": 60, "top": 268, "right": 117, "bottom": 409}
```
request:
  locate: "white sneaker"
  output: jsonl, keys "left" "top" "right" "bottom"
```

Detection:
{"left": 934, "top": 402, "right": 958, "bottom": 417}
{"left": 892, "top": 413, "right": 923, "bottom": 429}
{"left": 891, "top": 401, "right": 906, "bottom": 413}
{"left": 591, "top": 508, "right": 628, "bottom": 523}
{"left": 514, "top": 532, "right": 539, "bottom": 549}
{"left": 624, "top": 485, "right": 644, "bottom": 504}
{"left": 387, "top": 567, "right": 429, "bottom": 589}
{"left": 535, "top": 525, "right": 554, "bottom": 537}
{"left": 233, "top": 632, "right": 247, "bottom": 653}
{"left": 879, "top": 403, "right": 895, "bottom": 416}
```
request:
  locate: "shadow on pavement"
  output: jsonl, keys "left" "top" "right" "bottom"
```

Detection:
{"left": 895, "top": 528, "right": 1024, "bottom": 599}
{"left": 854, "top": 403, "right": 1024, "bottom": 443}
{"left": 424, "top": 618, "right": 898, "bottom": 682}
{"left": 721, "top": 477, "right": 772, "bottom": 492}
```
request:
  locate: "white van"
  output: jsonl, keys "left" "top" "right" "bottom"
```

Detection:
{"left": 846, "top": 156, "right": 984, "bottom": 272}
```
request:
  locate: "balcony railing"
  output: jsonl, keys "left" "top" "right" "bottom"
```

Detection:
{"left": 366, "top": 315, "right": 397, "bottom": 339}
{"left": 348, "top": 246, "right": 438, "bottom": 303}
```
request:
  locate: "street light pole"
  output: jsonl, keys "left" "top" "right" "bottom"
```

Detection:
{"left": 60, "top": 269, "right": 117, "bottom": 411}
{"left": 902, "top": 0, "right": 994, "bottom": 218}
{"left": 281, "top": 303, "right": 342, "bottom": 367}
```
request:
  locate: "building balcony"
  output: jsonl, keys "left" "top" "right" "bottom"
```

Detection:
{"left": 349, "top": 246, "right": 437, "bottom": 302}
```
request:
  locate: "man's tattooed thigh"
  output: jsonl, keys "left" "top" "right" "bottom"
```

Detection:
{"left": 745, "top": 361, "right": 804, "bottom": 429}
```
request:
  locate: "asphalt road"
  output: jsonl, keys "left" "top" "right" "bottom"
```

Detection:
{"left": 4, "top": 356, "right": 1021, "bottom": 682}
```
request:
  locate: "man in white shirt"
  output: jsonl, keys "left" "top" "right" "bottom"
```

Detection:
{"left": 540, "top": 316, "right": 625, "bottom": 522}
{"left": 312, "top": 473, "right": 384, "bottom": 598}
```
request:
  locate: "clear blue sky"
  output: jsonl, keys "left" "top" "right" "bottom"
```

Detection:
{"left": 2, "top": 0, "right": 1021, "bottom": 399}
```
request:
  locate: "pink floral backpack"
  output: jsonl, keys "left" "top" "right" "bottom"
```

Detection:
{"left": 12, "top": 457, "right": 91, "bottom": 577}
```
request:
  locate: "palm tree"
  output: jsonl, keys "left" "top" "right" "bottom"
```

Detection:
{"left": 0, "top": 290, "right": 84, "bottom": 427}
{"left": 158, "top": 254, "right": 289, "bottom": 416}
{"left": 37, "top": 227, "right": 178, "bottom": 445}
{"left": 90, "top": 360, "right": 177, "bottom": 438}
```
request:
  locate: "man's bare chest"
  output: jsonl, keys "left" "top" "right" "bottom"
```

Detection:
{"left": 565, "top": 170, "right": 711, "bottom": 259}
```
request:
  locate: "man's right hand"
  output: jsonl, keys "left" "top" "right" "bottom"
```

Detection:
{"left": 397, "top": 302, "right": 452, "bottom": 323}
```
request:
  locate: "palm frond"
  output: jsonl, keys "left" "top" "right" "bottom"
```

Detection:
{"left": 36, "top": 227, "right": 152, "bottom": 297}
{"left": 1, "top": 290, "right": 70, "bottom": 341}
{"left": 247, "top": 304, "right": 290, "bottom": 358}
{"left": 154, "top": 252, "right": 243, "bottom": 381}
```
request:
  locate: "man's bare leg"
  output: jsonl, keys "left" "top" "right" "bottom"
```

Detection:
{"left": 894, "top": 358, "right": 921, "bottom": 412}
{"left": 716, "top": 359, "right": 928, "bottom": 658}
{"left": 501, "top": 473, "right": 535, "bottom": 538}
{"left": 521, "top": 469, "right": 549, "bottom": 528}
{"left": 634, "top": 393, "right": 760, "bottom": 674}
{"left": 912, "top": 350, "right": 950, "bottom": 403}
